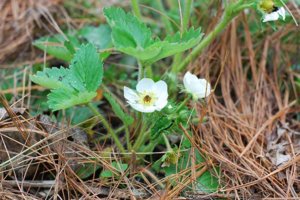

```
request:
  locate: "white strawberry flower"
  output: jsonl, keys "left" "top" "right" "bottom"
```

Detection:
{"left": 183, "top": 71, "right": 211, "bottom": 99}
{"left": 124, "top": 78, "right": 168, "bottom": 113}
{"left": 263, "top": 7, "right": 285, "bottom": 22}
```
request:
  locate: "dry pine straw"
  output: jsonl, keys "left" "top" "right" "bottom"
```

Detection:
{"left": 0, "top": 2, "right": 300, "bottom": 200}
{"left": 0, "top": 0, "right": 63, "bottom": 64}
{"left": 185, "top": 12, "right": 300, "bottom": 199}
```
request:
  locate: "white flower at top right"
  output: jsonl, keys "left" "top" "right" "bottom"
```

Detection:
{"left": 263, "top": 7, "right": 286, "bottom": 22}
{"left": 183, "top": 71, "right": 211, "bottom": 100}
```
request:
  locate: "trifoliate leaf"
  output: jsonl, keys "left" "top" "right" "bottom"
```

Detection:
{"left": 104, "top": 7, "right": 203, "bottom": 65}
{"left": 48, "top": 88, "right": 97, "bottom": 111}
{"left": 103, "top": 7, "right": 154, "bottom": 49}
{"left": 70, "top": 43, "right": 103, "bottom": 92}
{"left": 33, "top": 34, "right": 80, "bottom": 61}
{"left": 31, "top": 43, "right": 104, "bottom": 111}
{"left": 103, "top": 92, "right": 134, "bottom": 126}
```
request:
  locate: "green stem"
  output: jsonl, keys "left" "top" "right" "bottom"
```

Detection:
{"left": 138, "top": 60, "right": 144, "bottom": 81}
{"left": 141, "top": 141, "right": 157, "bottom": 153}
{"left": 176, "top": 96, "right": 191, "bottom": 112}
{"left": 156, "top": 0, "right": 174, "bottom": 34}
{"left": 133, "top": 126, "right": 148, "bottom": 151}
{"left": 171, "top": 0, "right": 193, "bottom": 72}
{"left": 145, "top": 64, "right": 153, "bottom": 78}
{"left": 93, "top": 125, "right": 125, "bottom": 142}
{"left": 125, "top": 127, "right": 132, "bottom": 151}
{"left": 173, "top": 0, "right": 252, "bottom": 73}
{"left": 87, "top": 103, "right": 126, "bottom": 153}
{"left": 182, "top": 0, "right": 193, "bottom": 31}
{"left": 163, "top": 133, "right": 172, "bottom": 151}
{"left": 131, "top": 0, "right": 142, "bottom": 20}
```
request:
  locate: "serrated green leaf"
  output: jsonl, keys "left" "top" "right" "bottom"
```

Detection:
{"left": 31, "top": 43, "right": 104, "bottom": 111}
{"left": 144, "top": 28, "right": 204, "bottom": 64}
{"left": 104, "top": 7, "right": 203, "bottom": 65}
{"left": 103, "top": 92, "right": 134, "bottom": 126}
{"left": 48, "top": 88, "right": 96, "bottom": 111}
{"left": 104, "top": 7, "right": 154, "bottom": 49}
{"left": 30, "top": 67, "right": 72, "bottom": 90}
{"left": 33, "top": 34, "right": 80, "bottom": 61}
{"left": 70, "top": 43, "right": 103, "bottom": 92}
{"left": 78, "top": 25, "right": 112, "bottom": 49}
{"left": 118, "top": 45, "right": 162, "bottom": 61}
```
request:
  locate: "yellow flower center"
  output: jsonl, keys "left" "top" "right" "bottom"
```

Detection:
{"left": 139, "top": 92, "right": 157, "bottom": 106}
{"left": 143, "top": 95, "right": 152, "bottom": 103}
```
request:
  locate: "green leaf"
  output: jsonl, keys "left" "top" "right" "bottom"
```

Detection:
{"left": 163, "top": 148, "right": 220, "bottom": 193}
{"left": 64, "top": 40, "right": 76, "bottom": 55}
{"left": 104, "top": 7, "right": 203, "bottom": 65}
{"left": 103, "top": 7, "right": 154, "bottom": 49}
{"left": 70, "top": 43, "right": 103, "bottom": 92}
{"left": 151, "top": 116, "right": 174, "bottom": 140}
{"left": 100, "top": 169, "right": 113, "bottom": 178}
{"left": 31, "top": 43, "right": 104, "bottom": 111}
{"left": 30, "top": 67, "right": 72, "bottom": 90}
{"left": 118, "top": 45, "right": 162, "bottom": 61}
{"left": 48, "top": 88, "right": 97, "bottom": 111}
{"left": 100, "top": 161, "right": 128, "bottom": 178}
{"left": 33, "top": 34, "right": 80, "bottom": 61}
{"left": 63, "top": 106, "right": 94, "bottom": 125}
{"left": 144, "top": 28, "right": 203, "bottom": 64}
{"left": 196, "top": 168, "right": 220, "bottom": 193}
{"left": 76, "top": 162, "right": 101, "bottom": 179}
{"left": 78, "top": 25, "right": 112, "bottom": 49}
{"left": 103, "top": 92, "right": 134, "bottom": 126}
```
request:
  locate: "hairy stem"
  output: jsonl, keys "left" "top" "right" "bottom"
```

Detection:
{"left": 125, "top": 127, "right": 132, "bottom": 151}
{"left": 182, "top": 0, "right": 193, "bottom": 31}
{"left": 131, "top": 0, "right": 142, "bottom": 20}
{"left": 156, "top": 0, "right": 174, "bottom": 34}
{"left": 138, "top": 60, "right": 144, "bottom": 81}
{"left": 132, "top": 117, "right": 147, "bottom": 151}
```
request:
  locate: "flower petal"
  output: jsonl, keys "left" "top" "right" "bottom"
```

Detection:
{"left": 278, "top": 7, "right": 285, "bottom": 20}
{"left": 128, "top": 102, "right": 156, "bottom": 113}
{"left": 124, "top": 86, "right": 138, "bottom": 103}
{"left": 194, "top": 79, "right": 211, "bottom": 98}
{"left": 183, "top": 71, "right": 211, "bottom": 99}
{"left": 153, "top": 80, "right": 168, "bottom": 100}
{"left": 263, "top": 12, "right": 279, "bottom": 22}
{"left": 184, "top": 72, "right": 200, "bottom": 93}
{"left": 154, "top": 98, "right": 168, "bottom": 111}
{"left": 183, "top": 71, "right": 199, "bottom": 93}
{"left": 136, "top": 78, "right": 155, "bottom": 93}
